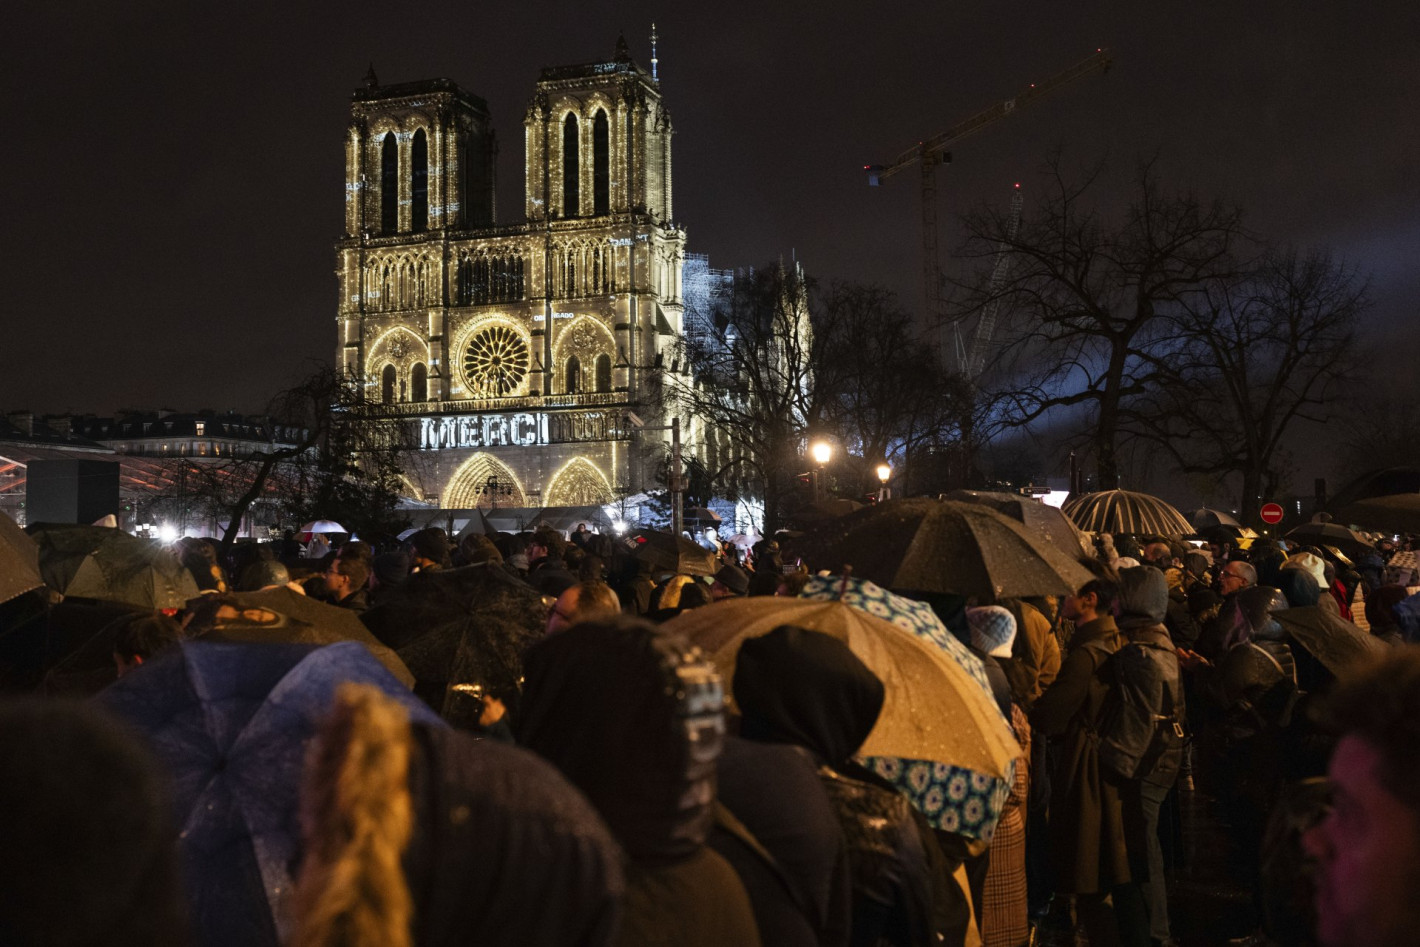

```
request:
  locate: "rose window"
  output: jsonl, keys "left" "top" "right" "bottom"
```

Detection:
{"left": 463, "top": 325, "right": 530, "bottom": 397}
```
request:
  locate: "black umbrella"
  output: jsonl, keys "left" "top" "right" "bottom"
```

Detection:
{"left": 1284, "top": 523, "right": 1376, "bottom": 560}
{"left": 361, "top": 564, "right": 547, "bottom": 716}
{"left": 1272, "top": 606, "right": 1386, "bottom": 677}
{"left": 801, "top": 498, "right": 1095, "bottom": 600}
{"left": 189, "top": 588, "right": 414, "bottom": 688}
{"left": 1333, "top": 494, "right": 1420, "bottom": 534}
{"left": 28, "top": 523, "right": 198, "bottom": 608}
{"left": 622, "top": 529, "right": 718, "bottom": 576}
{"left": 946, "top": 489, "right": 1093, "bottom": 556}
{"left": 1328, "top": 467, "right": 1420, "bottom": 509}
{"left": 1191, "top": 507, "right": 1242, "bottom": 530}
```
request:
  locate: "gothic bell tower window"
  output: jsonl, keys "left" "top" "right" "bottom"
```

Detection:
{"left": 562, "top": 113, "right": 580, "bottom": 218}
{"left": 380, "top": 133, "right": 398, "bottom": 234}
{"left": 411, "top": 129, "right": 428, "bottom": 232}
{"left": 593, "top": 109, "right": 610, "bottom": 215}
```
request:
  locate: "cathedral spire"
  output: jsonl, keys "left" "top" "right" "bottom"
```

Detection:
{"left": 363, "top": 63, "right": 379, "bottom": 89}
{"left": 650, "top": 24, "right": 659, "bottom": 80}
{"left": 614, "top": 33, "right": 631, "bottom": 62}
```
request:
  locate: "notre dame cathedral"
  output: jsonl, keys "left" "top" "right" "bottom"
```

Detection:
{"left": 335, "top": 37, "right": 697, "bottom": 513}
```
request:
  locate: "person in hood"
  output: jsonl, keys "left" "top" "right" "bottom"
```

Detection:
{"left": 734, "top": 624, "right": 941, "bottom": 947}
{"left": 290, "top": 683, "right": 624, "bottom": 947}
{"left": 1031, "top": 575, "right": 1131, "bottom": 947}
{"left": 1115, "top": 566, "right": 1186, "bottom": 947}
{"left": 516, "top": 618, "right": 760, "bottom": 947}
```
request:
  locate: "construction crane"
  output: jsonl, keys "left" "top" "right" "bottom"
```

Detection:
{"left": 960, "top": 183, "right": 1024, "bottom": 376}
{"left": 866, "top": 48, "right": 1111, "bottom": 369}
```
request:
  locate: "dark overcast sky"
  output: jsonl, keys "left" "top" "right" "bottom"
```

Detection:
{"left": 4, "top": 1, "right": 1417, "bottom": 416}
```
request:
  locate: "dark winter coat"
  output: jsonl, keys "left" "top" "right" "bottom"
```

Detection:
{"left": 1030, "top": 615, "right": 1131, "bottom": 894}
{"left": 717, "top": 736, "right": 852, "bottom": 947}
{"left": 734, "top": 625, "right": 938, "bottom": 947}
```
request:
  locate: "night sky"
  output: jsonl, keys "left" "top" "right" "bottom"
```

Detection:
{"left": 5, "top": 1, "right": 1417, "bottom": 418}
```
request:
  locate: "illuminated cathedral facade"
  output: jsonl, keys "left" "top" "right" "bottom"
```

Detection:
{"left": 335, "top": 39, "right": 689, "bottom": 511}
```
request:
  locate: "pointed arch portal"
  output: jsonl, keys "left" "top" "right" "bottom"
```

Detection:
{"left": 544, "top": 457, "right": 614, "bottom": 507}
{"left": 444, "top": 453, "right": 528, "bottom": 509}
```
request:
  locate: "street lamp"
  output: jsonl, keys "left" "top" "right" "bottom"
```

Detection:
{"left": 809, "top": 440, "right": 833, "bottom": 502}
{"left": 875, "top": 462, "right": 893, "bottom": 502}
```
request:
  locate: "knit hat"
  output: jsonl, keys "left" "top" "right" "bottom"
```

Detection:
{"left": 714, "top": 563, "right": 750, "bottom": 595}
{"left": 1281, "top": 552, "right": 1327, "bottom": 589}
{"left": 966, "top": 605, "right": 1017, "bottom": 658}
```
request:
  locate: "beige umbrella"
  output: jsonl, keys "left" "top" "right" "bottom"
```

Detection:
{"left": 1062, "top": 489, "right": 1193, "bottom": 537}
{"left": 663, "top": 597, "right": 1019, "bottom": 780}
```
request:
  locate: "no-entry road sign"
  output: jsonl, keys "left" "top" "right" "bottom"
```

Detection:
{"left": 1260, "top": 502, "right": 1284, "bottom": 525}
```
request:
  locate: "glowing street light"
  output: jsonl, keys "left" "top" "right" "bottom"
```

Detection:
{"left": 875, "top": 462, "right": 893, "bottom": 503}
{"left": 808, "top": 440, "right": 834, "bottom": 502}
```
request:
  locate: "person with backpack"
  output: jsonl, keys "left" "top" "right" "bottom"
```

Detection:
{"left": 1031, "top": 575, "right": 1131, "bottom": 947}
{"left": 1111, "top": 566, "right": 1186, "bottom": 947}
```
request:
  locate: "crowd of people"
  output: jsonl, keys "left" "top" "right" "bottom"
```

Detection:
{"left": 4, "top": 512, "right": 1420, "bottom": 947}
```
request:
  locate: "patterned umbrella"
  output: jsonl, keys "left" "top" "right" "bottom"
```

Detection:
{"left": 664, "top": 596, "right": 1020, "bottom": 841}
{"left": 1062, "top": 489, "right": 1193, "bottom": 537}
{"left": 799, "top": 575, "right": 1012, "bottom": 839}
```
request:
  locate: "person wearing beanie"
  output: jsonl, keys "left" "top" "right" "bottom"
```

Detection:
{"left": 966, "top": 605, "right": 1016, "bottom": 720}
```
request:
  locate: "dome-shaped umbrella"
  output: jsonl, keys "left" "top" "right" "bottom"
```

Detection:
{"left": 1062, "top": 489, "right": 1193, "bottom": 537}
{"left": 1190, "top": 507, "right": 1241, "bottom": 531}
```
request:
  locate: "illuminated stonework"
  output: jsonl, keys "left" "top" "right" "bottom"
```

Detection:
{"left": 445, "top": 452, "right": 527, "bottom": 508}
{"left": 335, "top": 40, "right": 693, "bottom": 513}
{"left": 462, "top": 324, "right": 531, "bottom": 397}
{"left": 545, "top": 457, "right": 614, "bottom": 506}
